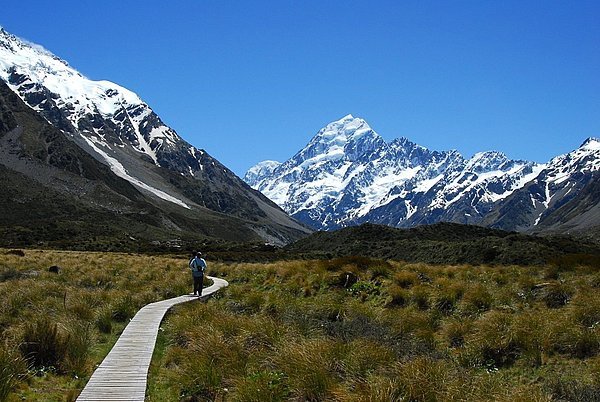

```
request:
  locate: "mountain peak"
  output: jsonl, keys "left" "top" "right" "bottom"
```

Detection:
{"left": 581, "top": 137, "right": 600, "bottom": 150}
{"left": 0, "top": 27, "right": 143, "bottom": 118}
{"left": 294, "top": 115, "right": 382, "bottom": 164}
{"left": 316, "top": 114, "right": 375, "bottom": 142}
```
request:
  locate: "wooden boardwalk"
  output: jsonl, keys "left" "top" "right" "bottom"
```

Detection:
{"left": 77, "top": 276, "right": 228, "bottom": 402}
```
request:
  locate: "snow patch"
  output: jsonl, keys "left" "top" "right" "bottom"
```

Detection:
{"left": 81, "top": 135, "right": 190, "bottom": 209}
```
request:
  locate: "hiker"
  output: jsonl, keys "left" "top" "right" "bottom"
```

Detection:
{"left": 189, "top": 251, "right": 207, "bottom": 296}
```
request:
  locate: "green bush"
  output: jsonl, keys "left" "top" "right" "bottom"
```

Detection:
{"left": 462, "top": 311, "right": 519, "bottom": 369}
{"left": 95, "top": 306, "right": 113, "bottom": 334}
{"left": 233, "top": 370, "right": 288, "bottom": 402}
{"left": 411, "top": 285, "right": 430, "bottom": 310}
{"left": 394, "top": 271, "right": 418, "bottom": 288}
{"left": 274, "top": 339, "right": 335, "bottom": 401}
{"left": 0, "top": 265, "right": 22, "bottom": 282}
{"left": 386, "top": 285, "right": 408, "bottom": 308}
{"left": 394, "top": 357, "right": 452, "bottom": 402}
{"left": 441, "top": 318, "right": 472, "bottom": 348}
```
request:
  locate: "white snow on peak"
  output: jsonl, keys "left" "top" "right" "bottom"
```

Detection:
{"left": 543, "top": 137, "right": 600, "bottom": 185}
{"left": 581, "top": 137, "right": 600, "bottom": 151}
{"left": 249, "top": 160, "right": 281, "bottom": 173}
{"left": 0, "top": 28, "right": 198, "bottom": 210}
{"left": 316, "top": 114, "right": 373, "bottom": 141}
{"left": 244, "top": 160, "right": 282, "bottom": 186}
{"left": 0, "top": 29, "right": 144, "bottom": 118}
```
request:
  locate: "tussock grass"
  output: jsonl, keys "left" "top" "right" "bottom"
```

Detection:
{"left": 4, "top": 247, "right": 600, "bottom": 400}
{"left": 149, "top": 256, "right": 600, "bottom": 401}
{"left": 0, "top": 248, "right": 207, "bottom": 399}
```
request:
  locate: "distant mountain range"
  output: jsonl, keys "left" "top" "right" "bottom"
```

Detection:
{"left": 0, "top": 27, "right": 310, "bottom": 248}
{"left": 245, "top": 114, "right": 600, "bottom": 237}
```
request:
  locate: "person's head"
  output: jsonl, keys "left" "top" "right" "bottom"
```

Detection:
{"left": 196, "top": 251, "right": 203, "bottom": 258}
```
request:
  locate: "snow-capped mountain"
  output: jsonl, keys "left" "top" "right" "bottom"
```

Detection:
{"left": 483, "top": 137, "right": 600, "bottom": 234}
{"left": 245, "top": 114, "right": 599, "bottom": 234}
{"left": 0, "top": 27, "right": 310, "bottom": 245}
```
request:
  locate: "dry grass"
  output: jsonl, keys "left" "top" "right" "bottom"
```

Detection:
{"left": 3, "top": 249, "right": 600, "bottom": 401}
{"left": 149, "top": 257, "right": 600, "bottom": 401}
{"left": 0, "top": 248, "right": 200, "bottom": 400}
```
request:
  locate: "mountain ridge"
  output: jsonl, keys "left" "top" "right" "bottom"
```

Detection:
{"left": 245, "top": 115, "right": 599, "bottom": 235}
{"left": 0, "top": 27, "right": 311, "bottom": 246}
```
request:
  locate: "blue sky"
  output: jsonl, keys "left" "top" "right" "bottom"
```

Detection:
{"left": 2, "top": 1, "right": 599, "bottom": 176}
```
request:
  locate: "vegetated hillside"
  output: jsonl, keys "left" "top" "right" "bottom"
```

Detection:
{"left": 286, "top": 222, "right": 600, "bottom": 266}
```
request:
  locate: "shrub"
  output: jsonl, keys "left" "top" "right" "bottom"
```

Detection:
{"left": 69, "top": 300, "right": 94, "bottom": 321}
{"left": 394, "top": 357, "right": 452, "bottom": 401}
{"left": 19, "top": 317, "right": 69, "bottom": 370}
{"left": 410, "top": 285, "right": 430, "bottom": 310}
{"left": 339, "top": 339, "right": 395, "bottom": 379}
{"left": 386, "top": 285, "right": 409, "bottom": 308}
{"left": 5, "top": 250, "right": 25, "bottom": 257}
{"left": 95, "top": 306, "right": 113, "bottom": 334}
{"left": 111, "top": 294, "right": 135, "bottom": 322}
{"left": 572, "top": 294, "right": 600, "bottom": 328}
{"left": 370, "top": 262, "right": 392, "bottom": 279}
{"left": 233, "top": 370, "right": 288, "bottom": 401}
{"left": 274, "top": 339, "right": 336, "bottom": 401}
{"left": 433, "top": 285, "right": 462, "bottom": 315}
{"left": 441, "top": 318, "right": 473, "bottom": 348}
{"left": 387, "top": 308, "right": 437, "bottom": 355}
{"left": 63, "top": 320, "right": 93, "bottom": 375}
{"left": 0, "top": 266, "right": 22, "bottom": 282}
{"left": 511, "top": 312, "right": 545, "bottom": 367}
{"left": 546, "top": 375, "right": 600, "bottom": 402}
{"left": 349, "top": 281, "right": 380, "bottom": 298}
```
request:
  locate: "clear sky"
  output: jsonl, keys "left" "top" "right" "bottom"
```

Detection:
{"left": 2, "top": 1, "right": 599, "bottom": 176}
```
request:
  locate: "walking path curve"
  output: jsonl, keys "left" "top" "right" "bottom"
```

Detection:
{"left": 77, "top": 276, "right": 228, "bottom": 402}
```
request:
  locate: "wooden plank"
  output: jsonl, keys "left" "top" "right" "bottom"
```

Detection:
{"left": 77, "top": 276, "right": 228, "bottom": 402}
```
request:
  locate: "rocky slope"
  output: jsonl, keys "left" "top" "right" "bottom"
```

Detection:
{"left": 0, "top": 27, "right": 310, "bottom": 246}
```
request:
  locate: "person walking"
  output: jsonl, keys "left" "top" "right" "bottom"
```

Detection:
{"left": 189, "top": 251, "right": 207, "bottom": 296}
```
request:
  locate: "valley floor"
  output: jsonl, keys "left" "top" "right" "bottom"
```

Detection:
{"left": 0, "top": 249, "right": 599, "bottom": 401}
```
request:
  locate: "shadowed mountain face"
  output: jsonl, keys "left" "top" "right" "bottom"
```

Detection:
{"left": 0, "top": 28, "right": 311, "bottom": 247}
{"left": 246, "top": 114, "right": 600, "bottom": 237}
